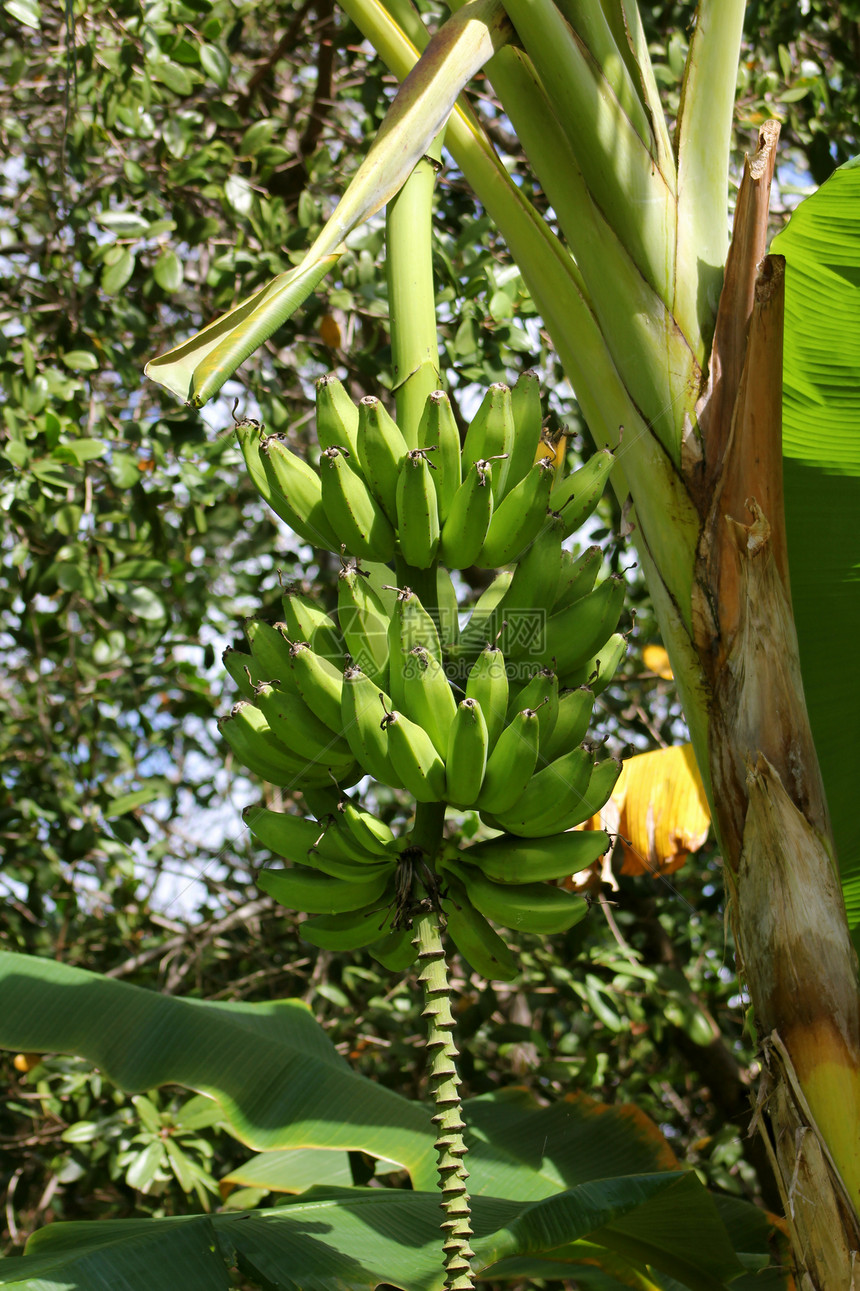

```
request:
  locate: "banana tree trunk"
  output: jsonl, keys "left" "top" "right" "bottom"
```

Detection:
{"left": 675, "top": 120, "right": 860, "bottom": 1286}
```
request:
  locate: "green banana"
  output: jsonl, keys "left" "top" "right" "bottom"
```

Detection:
{"left": 318, "top": 445, "right": 397, "bottom": 562}
{"left": 253, "top": 682, "right": 356, "bottom": 772}
{"left": 442, "top": 876, "right": 518, "bottom": 981}
{"left": 541, "top": 686, "right": 595, "bottom": 762}
{"left": 315, "top": 373, "right": 360, "bottom": 458}
{"left": 445, "top": 698, "right": 489, "bottom": 807}
{"left": 475, "top": 706, "right": 541, "bottom": 815}
{"left": 340, "top": 665, "right": 404, "bottom": 789}
{"left": 554, "top": 545, "right": 602, "bottom": 612}
{"left": 553, "top": 447, "right": 615, "bottom": 539}
{"left": 337, "top": 796, "right": 397, "bottom": 858}
{"left": 396, "top": 447, "right": 440, "bottom": 569}
{"left": 441, "top": 853, "right": 588, "bottom": 934}
{"left": 244, "top": 802, "right": 385, "bottom": 871}
{"left": 462, "top": 383, "right": 514, "bottom": 499}
{"left": 244, "top": 618, "right": 296, "bottom": 685}
{"left": 280, "top": 586, "right": 343, "bottom": 663}
{"left": 477, "top": 457, "right": 555, "bottom": 568}
{"left": 438, "top": 458, "right": 494, "bottom": 570}
{"left": 506, "top": 369, "right": 544, "bottom": 491}
{"left": 261, "top": 435, "right": 340, "bottom": 551}
{"left": 544, "top": 575, "right": 626, "bottom": 674}
{"left": 380, "top": 703, "right": 446, "bottom": 803}
{"left": 401, "top": 645, "right": 458, "bottom": 758}
{"left": 387, "top": 586, "right": 443, "bottom": 710}
{"left": 575, "top": 756, "right": 624, "bottom": 824}
{"left": 301, "top": 902, "right": 397, "bottom": 952}
{"left": 258, "top": 863, "right": 391, "bottom": 915}
{"left": 417, "top": 389, "right": 461, "bottom": 522}
{"left": 236, "top": 424, "right": 308, "bottom": 533}
{"left": 356, "top": 395, "right": 408, "bottom": 523}
{"left": 368, "top": 929, "right": 418, "bottom": 971}
{"left": 559, "top": 632, "right": 628, "bottom": 694}
{"left": 499, "top": 510, "right": 565, "bottom": 627}
{"left": 337, "top": 563, "right": 390, "bottom": 689}
{"left": 490, "top": 744, "right": 595, "bottom": 837}
{"left": 219, "top": 702, "right": 333, "bottom": 787}
{"left": 288, "top": 641, "right": 344, "bottom": 733}
{"left": 465, "top": 643, "right": 509, "bottom": 749}
{"left": 243, "top": 804, "right": 323, "bottom": 863}
{"left": 222, "top": 646, "right": 264, "bottom": 700}
{"left": 463, "top": 827, "right": 611, "bottom": 884}
{"left": 507, "top": 667, "right": 558, "bottom": 745}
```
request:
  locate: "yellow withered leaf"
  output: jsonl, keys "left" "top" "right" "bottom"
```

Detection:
{"left": 616, "top": 743, "right": 710, "bottom": 876}
{"left": 642, "top": 643, "right": 673, "bottom": 679}
{"left": 574, "top": 743, "right": 710, "bottom": 880}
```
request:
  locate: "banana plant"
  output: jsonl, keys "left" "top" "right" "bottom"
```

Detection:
{"left": 144, "top": 0, "right": 860, "bottom": 1283}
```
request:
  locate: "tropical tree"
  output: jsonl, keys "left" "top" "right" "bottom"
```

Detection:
{"left": 0, "top": 0, "right": 852, "bottom": 1285}
{"left": 140, "top": 0, "right": 860, "bottom": 1284}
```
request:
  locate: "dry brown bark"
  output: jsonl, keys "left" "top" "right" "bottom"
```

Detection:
{"left": 685, "top": 121, "right": 860, "bottom": 1287}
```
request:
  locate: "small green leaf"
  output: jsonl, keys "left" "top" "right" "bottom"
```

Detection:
{"left": 125, "top": 1140, "right": 167, "bottom": 1191}
{"left": 154, "top": 250, "right": 183, "bottom": 291}
{"left": 488, "top": 289, "right": 514, "bottom": 321}
{"left": 149, "top": 59, "right": 194, "bottom": 95}
{"left": 165, "top": 1141, "right": 196, "bottom": 1192}
{"left": 105, "top": 785, "right": 168, "bottom": 819}
{"left": 225, "top": 174, "right": 253, "bottom": 215}
{"left": 132, "top": 1095, "right": 163, "bottom": 1134}
{"left": 118, "top": 586, "right": 167, "bottom": 622}
{"left": 5, "top": 441, "right": 28, "bottom": 467}
{"left": 110, "top": 558, "right": 172, "bottom": 581}
{"left": 96, "top": 210, "right": 151, "bottom": 235}
{"left": 61, "top": 1120, "right": 102, "bottom": 1144}
{"left": 21, "top": 336, "right": 36, "bottom": 380}
{"left": 56, "top": 438, "right": 106, "bottom": 464}
{"left": 780, "top": 85, "right": 811, "bottom": 103}
{"left": 103, "top": 249, "right": 135, "bottom": 295}
{"left": 109, "top": 453, "right": 142, "bottom": 489}
{"left": 4, "top": 0, "right": 40, "bottom": 28}
{"left": 61, "top": 350, "right": 99, "bottom": 371}
{"left": 200, "top": 43, "right": 229, "bottom": 90}
{"left": 240, "top": 119, "right": 278, "bottom": 156}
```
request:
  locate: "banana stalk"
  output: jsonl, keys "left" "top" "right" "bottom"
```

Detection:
{"left": 413, "top": 907, "right": 475, "bottom": 1291}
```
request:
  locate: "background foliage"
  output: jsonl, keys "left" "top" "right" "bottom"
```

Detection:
{"left": 1, "top": 0, "right": 856, "bottom": 1254}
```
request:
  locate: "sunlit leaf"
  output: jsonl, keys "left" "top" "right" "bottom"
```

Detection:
{"left": 771, "top": 156, "right": 860, "bottom": 941}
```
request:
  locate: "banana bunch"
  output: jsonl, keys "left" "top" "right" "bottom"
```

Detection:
{"left": 237, "top": 373, "right": 616, "bottom": 576}
{"left": 224, "top": 373, "right": 628, "bottom": 979}
{"left": 251, "top": 788, "right": 613, "bottom": 979}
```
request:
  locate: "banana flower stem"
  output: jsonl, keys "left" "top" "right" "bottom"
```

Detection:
{"left": 413, "top": 909, "right": 475, "bottom": 1291}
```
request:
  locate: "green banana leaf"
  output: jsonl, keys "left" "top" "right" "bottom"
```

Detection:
{"left": 145, "top": 0, "right": 511, "bottom": 405}
{"left": 772, "top": 157, "right": 860, "bottom": 940}
{"left": 0, "top": 950, "right": 437, "bottom": 1190}
{"left": 0, "top": 954, "right": 786, "bottom": 1289}
{"left": 0, "top": 1176, "right": 744, "bottom": 1291}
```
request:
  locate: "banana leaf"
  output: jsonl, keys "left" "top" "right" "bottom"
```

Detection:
{"left": 0, "top": 1175, "right": 744, "bottom": 1291}
{"left": 0, "top": 951, "right": 437, "bottom": 1190}
{"left": 772, "top": 157, "right": 860, "bottom": 941}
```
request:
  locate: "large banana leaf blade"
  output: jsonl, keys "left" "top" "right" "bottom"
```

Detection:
{"left": 0, "top": 951, "right": 436, "bottom": 1188}
{"left": 0, "top": 1176, "right": 746, "bottom": 1291}
{"left": 772, "top": 157, "right": 860, "bottom": 938}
